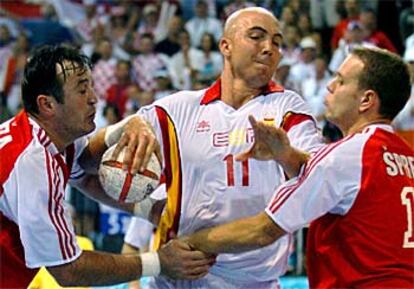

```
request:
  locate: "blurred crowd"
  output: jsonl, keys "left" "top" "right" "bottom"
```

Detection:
{"left": 1, "top": 0, "right": 413, "bottom": 270}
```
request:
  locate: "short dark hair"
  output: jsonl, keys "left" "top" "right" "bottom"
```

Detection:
{"left": 352, "top": 47, "right": 411, "bottom": 120}
{"left": 22, "top": 45, "right": 91, "bottom": 114}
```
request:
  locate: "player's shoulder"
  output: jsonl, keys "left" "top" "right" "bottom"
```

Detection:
{"left": 361, "top": 124, "right": 413, "bottom": 153}
{"left": 0, "top": 122, "right": 42, "bottom": 185}
{"left": 266, "top": 89, "right": 305, "bottom": 105}
{"left": 150, "top": 89, "right": 207, "bottom": 111}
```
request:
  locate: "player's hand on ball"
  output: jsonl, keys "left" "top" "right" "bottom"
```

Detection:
{"left": 158, "top": 239, "right": 216, "bottom": 280}
{"left": 112, "top": 116, "right": 161, "bottom": 175}
{"left": 99, "top": 144, "right": 161, "bottom": 203}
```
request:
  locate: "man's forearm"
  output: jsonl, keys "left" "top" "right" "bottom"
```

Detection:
{"left": 48, "top": 250, "right": 142, "bottom": 286}
{"left": 186, "top": 212, "right": 285, "bottom": 254}
{"left": 278, "top": 146, "right": 309, "bottom": 179}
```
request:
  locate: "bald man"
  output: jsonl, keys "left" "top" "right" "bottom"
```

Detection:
{"left": 127, "top": 7, "right": 323, "bottom": 288}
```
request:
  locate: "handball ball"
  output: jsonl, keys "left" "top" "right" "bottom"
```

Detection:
{"left": 99, "top": 145, "right": 161, "bottom": 203}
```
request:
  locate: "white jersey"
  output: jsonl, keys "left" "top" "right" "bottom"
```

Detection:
{"left": 138, "top": 80, "right": 323, "bottom": 288}
{"left": 0, "top": 111, "right": 86, "bottom": 271}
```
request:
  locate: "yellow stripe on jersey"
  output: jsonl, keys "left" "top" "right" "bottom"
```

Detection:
{"left": 153, "top": 107, "right": 182, "bottom": 250}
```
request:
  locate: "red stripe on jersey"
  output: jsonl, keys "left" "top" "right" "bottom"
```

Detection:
{"left": 46, "top": 150, "right": 67, "bottom": 260}
{"left": 269, "top": 137, "right": 351, "bottom": 213}
{"left": 56, "top": 192, "right": 76, "bottom": 258}
{"left": 156, "top": 107, "right": 173, "bottom": 185}
{"left": 52, "top": 159, "right": 73, "bottom": 259}
{"left": 153, "top": 106, "right": 183, "bottom": 249}
{"left": 200, "top": 79, "right": 284, "bottom": 105}
{"left": 280, "top": 112, "right": 314, "bottom": 132}
{"left": 242, "top": 158, "right": 249, "bottom": 186}
{"left": 51, "top": 159, "right": 76, "bottom": 259}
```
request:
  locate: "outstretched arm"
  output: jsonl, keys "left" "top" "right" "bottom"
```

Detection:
{"left": 47, "top": 239, "right": 215, "bottom": 287}
{"left": 236, "top": 116, "right": 309, "bottom": 178}
{"left": 184, "top": 212, "right": 285, "bottom": 254}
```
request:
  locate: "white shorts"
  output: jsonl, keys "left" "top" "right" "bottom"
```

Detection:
{"left": 146, "top": 273, "right": 281, "bottom": 289}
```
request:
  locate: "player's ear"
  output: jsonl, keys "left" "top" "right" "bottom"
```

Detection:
{"left": 37, "top": 94, "right": 56, "bottom": 116}
{"left": 219, "top": 37, "right": 232, "bottom": 57}
{"left": 359, "top": 90, "right": 378, "bottom": 113}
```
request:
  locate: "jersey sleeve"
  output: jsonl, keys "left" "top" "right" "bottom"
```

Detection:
{"left": 278, "top": 91, "right": 324, "bottom": 154}
{"left": 265, "top": 136, "right": 364, "bottom": 233}
{"left": 13, "top": 148, "right": 81, "bottom": 268}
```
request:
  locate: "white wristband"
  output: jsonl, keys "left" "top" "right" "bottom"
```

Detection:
{"left": 133, "top": 197, "right": 156, "bottom": 220}
{"left": 104, "top": 115, "right": 135, "bottom": 147}
{"left": 141, "top": 252, "right": 161, "bottom": 276}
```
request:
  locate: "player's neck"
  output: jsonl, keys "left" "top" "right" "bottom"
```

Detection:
{"left": 221, "top": 74, "right": 263, "bottom": 109}
{"left": 30, "top": 113, "right": 71, "bottom": 152}
{"left": 345, "top": 116, "right": 391, "bottom": 136}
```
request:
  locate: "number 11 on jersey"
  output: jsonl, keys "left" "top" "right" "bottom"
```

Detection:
{"left": 223, "top": 154, "right": 249, "bottom": 187}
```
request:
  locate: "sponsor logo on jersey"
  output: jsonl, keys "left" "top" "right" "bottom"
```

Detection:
{"left": 196, "top": 120, "right": 211, "bottom": 133}
{"left": 213, "top": 128, "right": 254, "bottom": 147}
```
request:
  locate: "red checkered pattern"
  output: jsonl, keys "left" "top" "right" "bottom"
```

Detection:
{"left": 132, "top": 53, "right": 168, "bottom": 92}
{"left": 92, "top": 59, "right": 117, "bottom": 99}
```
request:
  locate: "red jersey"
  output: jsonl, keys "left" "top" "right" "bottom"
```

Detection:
{"left": 266, "top": 124, "right": 414, "bottom": 288}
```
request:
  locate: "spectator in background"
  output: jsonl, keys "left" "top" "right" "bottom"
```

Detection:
{"left": 331, "top": 0, "right": 360, "bottom": 50}
{"left": 197, "top": 32, "right": 223, "bottom": 84}
{"left": 301, "top": 56, "right": 331, "bottom": 128}
{"left": 153, "top": 68, "right": 176, "bottom": 101}
{"left": 289, "top": 36, "right": 317, "bottom": 90}
{"left": 0, "top": 32, "right": 30, "bottom": 115}
{"left": 155, "top": 15, "right": 183, "bottom": 57}
{"left": 169, "top": 29, "right": 203, "bottom": 90}
{"left": 106, "top": 60, "right": 138, "bottom": 118}
{"left": 393, "top": 47, "right": 414, "bottom": 144}
{"left": 0, "top": 24, "right": 13, "bottom": 48}
{"left": 329, "top": 20, "right": 374, "bottom": 72}
{"left": 92, "top": 37, "right": 117, "bottom": 100}
{"left": 108, "top": 6, "right": 130, "bottom": 49}
{"left": 75, "top": 0, "right": 107, "bottom": 43}
{"left": 136, "top": 4, "right": 159, "bottom": 39}
{"left": 359, "top": 8, "right": 397, "bottom": 53}
{"left": 185, "top": 0, "right": 222, "bottom": 48}
{"left": 297, "top": 13, "right": 313, "bottom": 37}
{"left": 273, "top": 57, "right": 296, "bottom": 91}
{"left": 222, "top": 0, "right": 255, "bottom": 20}
{"left": 279, "top": 5, "right": 297, "bottom": 30}
{"left": 132, "top": 33, "right": 169, "bottom": 93}
{"left": 281, "top": 25, "right": 301, "bottom": 65}
{"left": 309, "top": 0, "right": 340, "bottom": 32}
{"left": 399, "top": 3, "right": 414, "bottom": 44}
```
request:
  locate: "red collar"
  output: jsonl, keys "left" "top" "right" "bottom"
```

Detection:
{"left": 200, "top": 79, "right": 284, "bottom": 105}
